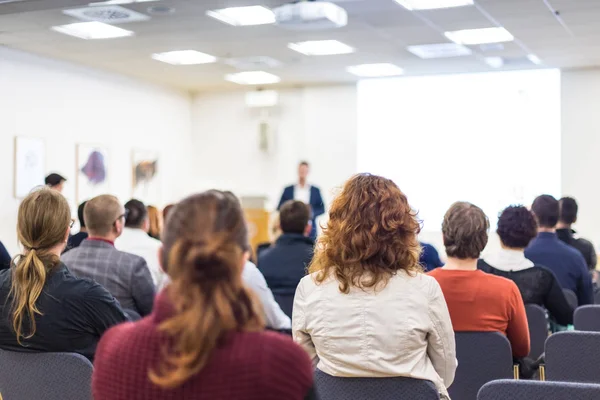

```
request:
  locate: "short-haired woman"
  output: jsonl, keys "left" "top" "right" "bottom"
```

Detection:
{"left": 0, "top": 188, "right": 127, "bottom": 361}
{"left": 293, "top": 174, "right": 456, "bottom": 399}
{"left": 429, "top": 202, "right": 530, "bottom": 358}
{"left": 479, "top": 205, "right": 573, "bottom": 325}
{"left": 93, "top": 190, "right": 314, "bottom": 400}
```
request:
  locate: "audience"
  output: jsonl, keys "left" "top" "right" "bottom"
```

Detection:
{"left": 0, "top": 241, "right": 11, "bottom": 270}
{"left": 93, "top": 190, "right": 314, "bottom": 400}
{"left": 420, "top": 241, "right": 444, "bottom": 271}
{"left": 62, "top": 195, "right": 156, "bottom": 317}
{"left": 64, "top": 201, "right": 89, "bottom": 253}
{"left": 0, "top": 188, "right": 127, "bottom": 361}
{"left": 258, "top": 200, "right": 314, "bottom": 297}
{"left": 525, "top": 195, "right": 593, "bottom": 306}
{"left": 45, "top": 173, "right": 66, "bottom": 193}
{"left": 479, "top": 205, "right": 573, "bottom": 326}
{"left": 147, "top": 205, "right": 162, "bottom": 240}
{"left": 162, "top": 203, "right": 175, "bottom": 225}
{"left": 116, "top": 199, "right": 167, "bottom": 288}
{"left": 429, "top": 202, "right": 530, "bottom": 359}
{"left": 557, "top": 197, "right": 597, "bottom": 271}
{"left": 293, "top": 174, "right": 456, "bottom": 399}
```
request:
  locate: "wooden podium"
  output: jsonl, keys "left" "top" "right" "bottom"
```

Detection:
{"left": 240, "top": 196, "right": 271, "bottom": 258}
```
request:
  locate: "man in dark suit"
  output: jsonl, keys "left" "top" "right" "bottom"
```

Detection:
{"left": 62, "top": 195, "right": 155, "bottom": 317}
{"left": 278, "top": 161, "right": 324, "bottom": 240}
{"left": 556, "top": 197, "right": 597, "bottom": 272}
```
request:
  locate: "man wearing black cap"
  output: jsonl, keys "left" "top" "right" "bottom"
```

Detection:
{"left": 45, "top": 173, "right": 66, "bottom": 193}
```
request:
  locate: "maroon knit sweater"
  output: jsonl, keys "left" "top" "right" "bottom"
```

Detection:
{"left": 93, "top": 293, "right": 313, "bottom": 400}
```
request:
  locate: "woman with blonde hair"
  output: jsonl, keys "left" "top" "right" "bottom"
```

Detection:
{"left": 93, "top": 190, "right": 314, "bottom": 399}
{"left": 293, "top": 174, "right": 457, "bottom": 399}
{"left": 0, "top": 188, "right": 127, "bottom": 361}
{"left": 147, "top": 205, "right": 162, "bottom": 240}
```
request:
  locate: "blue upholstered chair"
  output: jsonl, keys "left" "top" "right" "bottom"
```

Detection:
{"left": 525, "top": 304, "right": 548, "bottom": 359}
{"left": 0, "top": 349, "right": 93, "bottom": 400}
{"left": 314, "top": 369, "right": 439, "bottom": 400}
{"left": 448, "top": 332, "right": 514, "bottom": 400}
{"left": 544, "top": 331, "right": 600, "bottom": 383}
{"left": 478, "top": 379, "right": 600, "bottom": 400}
{"left": 574, "top": 305, "right": 600, "bottom": 332}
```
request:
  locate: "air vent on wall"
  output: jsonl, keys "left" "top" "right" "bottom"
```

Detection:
{"left": 63, "top": 5, "right": 150, "bottom": 24}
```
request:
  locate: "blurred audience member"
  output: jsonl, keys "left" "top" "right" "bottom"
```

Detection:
{"left": 162, "top": 204, "right": 175, "bottom": 226}
{"left": 64, "top": 201, "right": 89, "bottom": 253}
{"left": 93, "top": 190, "right": 313, "bottom": 400}
{"left": 0, "top": 242, "right": 11, "bottom": 270}
{"left": 479, "top": 205, "right": 573, "bottom": 325}
{"left": 420, "top": 242, "right": 443, "bottom": 271}
{"left": 116, "top": 199, "right": 166, "bottom": 288}
{"left": 45, "top": 173, "right": 66, "bottom": 193}
{"left": 525, "top": 195, "right": 593, "bottom": 305}
{"left": 258, "top": 200, "right": 313, "bottom": 296}
{"left": 0, "top": 188, "right": 127, "bottom": 361}
{"left": 294, "top": 174, "right": 456, "bottom": 399}
{"left": 147, "top": 205, "right": 161, "bottom": 240}
{"left": 430, "top": 202, "right": 530, "bottom": 358}
{"left": 557, "top": 197, "right": 597, "bottom": 271}
{"left": 62, "top": 195, "right": 155, "bottom": 317}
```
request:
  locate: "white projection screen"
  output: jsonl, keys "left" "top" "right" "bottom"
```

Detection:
{"left": 357, "top": 69, "right": 561, "bottom": 231}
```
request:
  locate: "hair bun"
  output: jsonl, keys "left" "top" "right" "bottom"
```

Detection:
{"left": 183, "top": 239, "right": 237, "bottom": 283}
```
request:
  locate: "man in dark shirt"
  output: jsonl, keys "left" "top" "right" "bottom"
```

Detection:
{"left": 420, "top": 242, "right": 443, "bottom": 271}
{"left": 556, "top": 197, "right": 597, "bottom": 271}
{"left": 258, "top": 200, "right": 314, "bottom": 296}
{"left": 525, "top": 195, "right": 593, "bottom": 305}
{"left": 64, "top": 201, "right": 89, "bottom": 253}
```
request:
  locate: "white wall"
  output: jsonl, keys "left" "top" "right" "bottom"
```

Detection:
{"left": 191, "top": 86, "right": 358, "bottom": 210}
{"left": 0, "top": 47, "right": 194, "bottom": 254}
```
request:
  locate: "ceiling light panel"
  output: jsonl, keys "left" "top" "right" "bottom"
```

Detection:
{"left": 347, "top": 63, "right": 404, "bottom": 77}
{"left": 152, "top": 50, "right": 217, "bottom": 65}
{"left": 89, "top": 0, "right": 157, "bottom": 5}
{"left": 407, "top": 43, "right": 472, "bottom": 59}
{"left": 51, "top": 21, "right": 134, "bottom": 39}
{"left": 206, "top": 6, "right": 275, "bottom": 26}
{"left": 484, "top": 56, "right": 504, "bottom": 68}
{"left": 288, "top": 40, "right": 354, "bottom": 56}
{"left": 394, "top": 0, "right": 473, "bottom": 10}
{"left": 445, "top": 27, "right": 514, "bottom": 45}
{"left": 63, "top": 5, "right": 150, "bottom": 24}
{"left": 225, "top": 71, "right": 281, "bottom": 85}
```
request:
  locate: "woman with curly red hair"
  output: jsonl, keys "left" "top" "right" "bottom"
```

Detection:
{"left": 292, "top": 174, "right": 456, "bottom": 399}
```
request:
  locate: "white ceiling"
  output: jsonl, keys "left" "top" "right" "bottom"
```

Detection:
{"left": 1, "top": 0, "right": 600, "bottom": 92}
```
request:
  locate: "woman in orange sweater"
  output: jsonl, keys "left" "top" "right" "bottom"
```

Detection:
{"left": 429, "top": 202, "right": 530, "bottom": 358}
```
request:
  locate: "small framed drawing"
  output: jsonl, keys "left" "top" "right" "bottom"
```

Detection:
{"left": 77, "top": 144, "right": 109, "bottom": 204}
{"left": 14, "top": 136, "right": 45, "bottom": 199}
{"left": 132, "top": 150, "right": 160, "bottom": 204}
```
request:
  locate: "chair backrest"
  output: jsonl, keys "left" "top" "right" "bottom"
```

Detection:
{"left": 449, "top": 332, "right": 514, "bottom": 400}
{"left": 314, "top": 369, "right": 439, "bottom": 400}
{"left": 273, "top": 293, "right": 294, "bottom": 319}
{"left": 0, "top": 350, "right": 93, "bottom": 400}
{"left": 563, "top": 289, "right": 578, "bottom": 310}
{"left": 525, "top": 304, "right": 548, "bottom": 359}
{"left": 478, "top": 379, "right": 600, "bottom": 400}
{"left": 574, "top": 305, "right": 600, "bottom": 332}
{"left": 545, "top": 331, "right": 600, "bottom": 383}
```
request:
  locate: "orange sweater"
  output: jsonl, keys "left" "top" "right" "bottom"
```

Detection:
{"left": 428, "top": 268, "right": 530, "bottom": 358}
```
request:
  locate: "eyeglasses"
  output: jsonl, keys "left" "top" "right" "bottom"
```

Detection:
{"left": 69, "top": 219, "right": 75, "bottom": 228}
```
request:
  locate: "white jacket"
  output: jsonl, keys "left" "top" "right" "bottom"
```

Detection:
{"left": 292, "top": 270, "right": 457, "bottom": 398}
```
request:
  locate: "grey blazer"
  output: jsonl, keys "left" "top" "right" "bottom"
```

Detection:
{"left": 61, "top": 240, "right": 155, "bottom": 317}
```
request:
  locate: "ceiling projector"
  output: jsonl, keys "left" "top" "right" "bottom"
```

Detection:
{"left": 273, "top": 1, "right": 348, "bottom": 30}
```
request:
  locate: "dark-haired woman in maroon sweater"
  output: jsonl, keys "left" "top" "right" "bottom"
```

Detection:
{"left": 93, "top": 191, "right": 313, "bottom": 400}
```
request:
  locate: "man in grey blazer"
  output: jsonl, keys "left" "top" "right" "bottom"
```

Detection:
{"left": 62, "top": 195, "right": 156, "bottom": 317}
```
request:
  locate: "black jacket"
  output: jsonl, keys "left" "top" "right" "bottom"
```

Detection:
{"left": 257, "top": 234, "right": 314, "bottom": 296}
{"left": 0, "top": 242, "right": 10, "bottom": 270}
{"left": 556, "top": 228, "right": 597, "bottom": 271}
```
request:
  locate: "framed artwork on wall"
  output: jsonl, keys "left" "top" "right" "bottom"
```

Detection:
{"left": 77, "top": 144, "right": 109, "bottom": 204}
{"left": 14, "top": 136, "right": 45, "bottom": 199}
{"left": 132, "top": 150, "right": 160, "bottom": 205}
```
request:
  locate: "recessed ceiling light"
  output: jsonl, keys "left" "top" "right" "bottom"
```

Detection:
{"left": 51, "top": 21, "right": 134, "bottom": 39}
{"left": 527, "top": 54, "right": 542, "bottom": 65}
{"left": 484, "top": 56, "right": 504, "bottom": 68}
{"left": 445, "top": 27, "right": 514, "bottom": 45}
{"left": 206, "top": 6, "right": 275, "bottom": 26}
{"left": 225, "top": 71, "right": 281, "bottom": 85}
{"left": 151, "top": 50, "right": 217, "bottom": 65}
{"left": 288, "top": 40, "right": 354, "bottom": 56}
{"left": 394, "top": 0, "right": 473, "bottom": 10}
{"left": 407, "top": 43, "right": 472, "bottom": 59}
{"left": 89, "top": 0, "right": 157, "bottom": 5}
{"left": 347, "top": 63, "right": 404, "bottom": 77}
